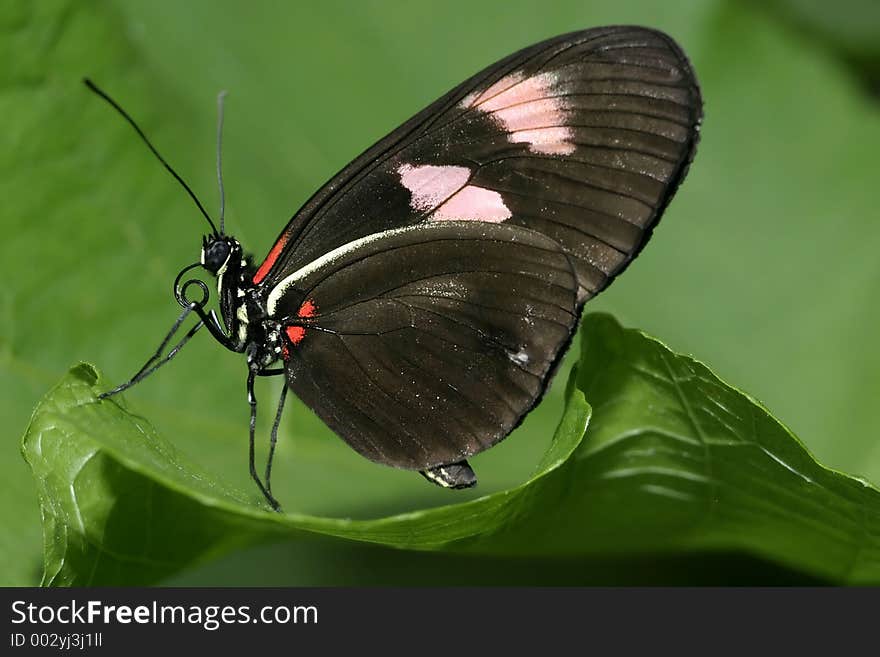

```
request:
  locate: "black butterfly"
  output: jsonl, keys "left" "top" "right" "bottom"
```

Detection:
{"left": 88, "top": 26, "right": 702, "bottom": 510}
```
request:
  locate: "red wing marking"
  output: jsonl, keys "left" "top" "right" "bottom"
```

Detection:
{"left": 297, "top": 299, "right": 318, "bottom": 318}
{"left": 286, "top": 325, "right": 306, "bottom": 346}
{"left": 285, "top": 299, "right": 317, "bottom": 349}
{"left": 253, "top": 232, "right": 291, "bottom": 285}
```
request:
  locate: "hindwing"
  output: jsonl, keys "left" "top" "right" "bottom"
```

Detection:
{"left": 270, "top": 221, "right": 579, "bottom": 469}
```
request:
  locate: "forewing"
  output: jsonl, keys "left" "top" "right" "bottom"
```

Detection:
{"left": 254, "top": 25, "right": 702, "bottom": 303}
{"left": 273, "top": 222, "right": 579, "bottom": 470}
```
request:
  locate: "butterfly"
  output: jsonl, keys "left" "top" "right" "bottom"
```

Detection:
{"left": 87, "top": 26, "right": 702, "bottom": 511}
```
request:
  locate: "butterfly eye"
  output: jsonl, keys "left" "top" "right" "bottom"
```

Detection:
{"left": 202, "top": 239, "right": 231, "bottom": 275}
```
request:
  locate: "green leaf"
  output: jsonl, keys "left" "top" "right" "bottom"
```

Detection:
{"left": 571, "top": 315, "right": 880, "bottom": 582}
{"left": 22, "top": 358, "right": 589, "bottom": 586}
{"left": 22, "top": 314, "right": 880, "bottom": 585}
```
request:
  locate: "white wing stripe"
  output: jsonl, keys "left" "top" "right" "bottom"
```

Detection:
{"left": 266, "top": 226, "right": 424, "bottom": 316}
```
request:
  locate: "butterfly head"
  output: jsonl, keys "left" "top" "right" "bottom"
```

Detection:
{"left": 200, "top": 234, "right": 239, "bottom": 276}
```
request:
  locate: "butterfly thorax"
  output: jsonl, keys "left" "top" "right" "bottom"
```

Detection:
{"left": 200, "top": 234, "right": 284, "bottom": 368}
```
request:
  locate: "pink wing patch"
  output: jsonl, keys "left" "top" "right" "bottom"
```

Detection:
{"left": 433, "top": 186, "right": 511, "bottom": 222}
{"left": 397, "top": 164, "right": 471, "bottom": 212}
{"left": 463, "top": 71, "right": 575, "bottom": 156}
{"left": 397, "top": 163, "right": 511, "bottom": 223}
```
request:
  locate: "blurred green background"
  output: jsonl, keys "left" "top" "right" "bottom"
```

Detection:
{"left": 2, "top": 0, "right": 878, "bottom": 585}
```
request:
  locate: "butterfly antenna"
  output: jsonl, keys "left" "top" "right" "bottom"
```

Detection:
{"left": 216, "top": 90, "right": 228, "bottom": 234}
{"left": 83, "top": 78, "right": 220, "bottom": 237}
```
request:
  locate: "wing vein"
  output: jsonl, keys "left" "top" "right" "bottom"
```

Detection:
{"left": 336, "top": 334, "right": 431, "bottom": 459}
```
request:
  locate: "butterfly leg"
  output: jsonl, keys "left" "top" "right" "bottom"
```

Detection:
{"left": 420, "top": 460, "right": 477, "bottom": 489}
{"left": 99, "top": 303, "right": 203, "bottom": 399}
{"left": 247, "top": 369, "right": 282, "bottom": 512}
{"left": 264, "top": 382, "right": 288, "bottom": 498}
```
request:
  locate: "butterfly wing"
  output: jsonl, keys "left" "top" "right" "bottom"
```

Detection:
{"left": 253, "top": 25, "right": 702, "bottom": 305}
{"left": 255, "top": 26, "right": 702, "bottom": 473}
{"left": 269, "top": 221, "right": 579, "bottom": 470}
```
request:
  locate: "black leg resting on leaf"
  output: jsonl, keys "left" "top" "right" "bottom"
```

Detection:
{"left": 99, "top": 303, "right": 203, "bottom": 399}
{"left": 247, "top": 369, "right": 281, "bottom": 512}
{"left": 265, "top": 383, "right": 288, "bottom": 497}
